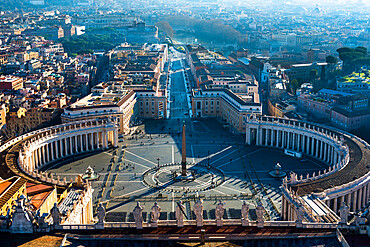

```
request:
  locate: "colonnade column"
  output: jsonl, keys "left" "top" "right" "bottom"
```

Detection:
{"left": 74, "top": 136, "right": 78, "bottom": 153}
{"left": 361, "top": 185, "right": 367, "bottom": 208}
{"left": 353, "top": 191, "right": 357, "bottom": 211}
{"left": 90, "top": 133, "right": 93, "bottom": 150}
{"left": 85, "top": 134, "right": 88, "bottom": 151}
{"left": 51, "top": 142, "right": 54, "bottom": 160}
{"left": 70, "top": 137, "right": 73, "bottom": 155}
{"left": 347, "top": 193, "right": 352, "bottom": 211}
{"left": 311, "top": 138, "right": 315, "bottom": 156}
{"left": 46, "top": 144, "right": 50, "bottom": 163}
{"left": 358, "top": 187, "right": 363, "bottom": 210}
{"left": 333, "top": 197, "right": 338, "bottom": 212}
{"left": 113, "top": 129, "right": 118, "bottom": 148}
{"left": 37, "top": 147, "right": 42, "bottom": 167}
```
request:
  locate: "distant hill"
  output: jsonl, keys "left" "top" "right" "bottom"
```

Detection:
{"left": 0, "top": 0, "right": 30, "bottom": 10}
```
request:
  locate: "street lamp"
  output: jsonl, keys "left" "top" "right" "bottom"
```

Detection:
{"left": 157, "top": 157, "right": 160, "bottom": 168}
{"left": 208, "top": 150, "right": 210, "bottom": 167}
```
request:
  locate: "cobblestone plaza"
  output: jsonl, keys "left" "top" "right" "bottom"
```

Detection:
{"left": 45, "top": 118, "right": 326, "bottom": 222}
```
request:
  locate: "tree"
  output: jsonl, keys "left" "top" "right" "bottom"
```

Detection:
{"left": 326, "top": 55, "right": 338, "bottom": 73}
{"left": 336, "top": 47, "right": 352, "bottom": 54}
{"left": 290, "top": 79, "right": 299, "bottom": 94}
{"left": 155, "top": 21, "right": 174, "bottom": 38}
{"left": 310, "top": 69, "right": 318, "bottom": 82}
{"left": 326, "top": 55, "right": 338, "bottom": 65}
{"left": 354, "top": 46, "right": 368, "bottom": 56}
{"left": 337, "top": 46, "right": 370, "bottom": 73}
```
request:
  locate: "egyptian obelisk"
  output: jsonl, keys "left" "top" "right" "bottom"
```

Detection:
{"left": 181, "top": 122, "right": 187, "bottom": 177}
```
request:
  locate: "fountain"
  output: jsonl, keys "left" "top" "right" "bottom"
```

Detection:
{"left": 269, "top": 163, "right": 287, "bottom": 178}
{"left": 82, "top": 166, "right": 99, "bottom": 181}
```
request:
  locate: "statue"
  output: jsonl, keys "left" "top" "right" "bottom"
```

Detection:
{"left": 296, "top": 206, "right": 305, "bottom": 227}
{"left": 150, "top": 202, "right": 161, "bottom": 227}
{"left": 133, "top": 202, "right": 144, "bottom": 229}
{"left": 215, "top": 201, "right": 225, "bottom": 226}
{"left": 256, "top": 203, "right": 265, "bottom": 228}
{"left": 9, "top": 196, "right": 33, "bottom": 234}
{"left": 241, "top": 201, "right": 249, "bottom": 226}
{"left": 97, "top": 203, "right": 106, "bottom": 224}
{"left": 36, "top": 211, "right": 49, "bottom": 230}
{"left": 193, "top": 199, "right": 203, "bottom": 227}
{"left": 290, "top": 172, "right": 297, "bottom": 184}
{"left": 51, "top": 203, "right": 61, "bottom": 227}
{"left": 340, "top": 136, "right": 344, "bottom": 146}
{"left": 176, "top": 201, "right": 186, "bottom": 227}
{"left": 339, "top": 202, "right": 350, "bottom": 224}
{"left": 85, "top": 166, "right": 95, "bottom": 178}
{"left": 76, "top": 174, "right": 84, "bottom": 187}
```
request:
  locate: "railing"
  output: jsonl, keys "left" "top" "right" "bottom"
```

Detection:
{"left": 57, "top": 220, "right": 338, "bottom": 230}
{"left": 337, "top": 228, "right": 351, "bottom": 247}
{"left": 58, "top": 224, "right": 96, "bottom": 230}
{"left": 0, "top": 118, "right": 115, "bottom": 154}
{"left": 288, "top": 145, "right": 350, "bottom": 186}
{"left": 3, "top": 118, "right": 118, "bottom": 188}
{"left": 324, "top": 170, "right": 370, "bottom": 196}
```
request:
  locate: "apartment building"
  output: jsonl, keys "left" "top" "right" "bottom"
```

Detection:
{"left": 62, "top": 87, "right": 167, "bottom": 134}
{"left": 192, "top": 88, "right": 262, "bottom": 133}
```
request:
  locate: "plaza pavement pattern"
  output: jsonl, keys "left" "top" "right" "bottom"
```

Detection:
{"left": 46, "top": 118, "right": 326, "bottom": 222}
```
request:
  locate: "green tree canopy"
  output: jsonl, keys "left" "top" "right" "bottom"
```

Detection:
{"left": 155, "top": 21, "right": 174, "bottom": 38}
{"left": 290, "top": 79, "right": 299, "bottom": 94}
{"left": 326, "top": 55, "right": 338, "bottom": 64}
{"left": 337, "top": 46, "right": 370, "bottom": 72}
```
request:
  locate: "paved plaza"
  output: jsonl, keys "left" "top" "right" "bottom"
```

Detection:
{"left": 45, "top": 54, "right": 328, "bottom": 222}
{"left": 46, "top": 118, "right": 327, "bottom": 222}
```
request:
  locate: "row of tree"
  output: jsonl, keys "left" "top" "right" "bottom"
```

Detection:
{"left": 59, "top": 33, "right": 121, "bottom": 55}
{"left": 337, "top": 46, "right": 369, "bottom": 72}
{"left": 156, "top": 16, "right": 242, "bottom": 44}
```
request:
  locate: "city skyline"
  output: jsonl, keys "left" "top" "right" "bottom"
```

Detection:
{"left": 0, "top": 0, "right": 368, "bottom": 246}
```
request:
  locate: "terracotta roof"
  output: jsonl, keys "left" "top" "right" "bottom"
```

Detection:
{"left": 0, "top": 180, "right": 12, "bottom": 196}
{"left": 29, "top": 190, "right": 54, "bottom": 210}
{"left": 0, "top": 176, "right": 27, "bottom": 209}
{"left": 26, "top": 182, "right": 54, "bottom": 196}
